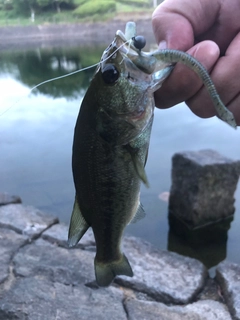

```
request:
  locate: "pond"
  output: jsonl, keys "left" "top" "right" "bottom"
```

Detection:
{"left": 0, "top": 42, "right": 239, "bottom": 275}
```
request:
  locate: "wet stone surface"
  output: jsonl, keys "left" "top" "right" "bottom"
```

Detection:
{"left": 13, "top": 238, "right": 95, "bottom": 286}
{"left": 0, "top": 201, "right": 238, "bottom": 319}
{"left": 0, "top": 277, "right": 126, "bottom": 320}
{"left": 0, "top": 192, "right": 22, "bottom": 206}
{"left": 118, "top": 236, "right": 208, "bottom": 304}
{"left": 216, "top": 261, "right": 240, "bottom": 320}
{"left": 42, "top": 223, "right": 95, "bottom": 249}
{"left": 125, "top": 299, "right": 232, "bottom": 320}
{"left": 0, "top": 204, "right": 58, "bottom": 239}
{"left": 169, "top": 149, "right": 240, "bottom": 228}
{"left": 0, "top": 228, "right": 28, "bottom": 284}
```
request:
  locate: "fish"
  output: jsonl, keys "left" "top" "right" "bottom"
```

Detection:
{"left": 67, "top": 22, "right": 173, "bottom": 287}
{"left": 68, "top": 21, "right": 237, "bottom": 287}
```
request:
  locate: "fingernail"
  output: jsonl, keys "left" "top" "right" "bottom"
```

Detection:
{"left": 158, "top": 40, "right": 167, "bottom": 50}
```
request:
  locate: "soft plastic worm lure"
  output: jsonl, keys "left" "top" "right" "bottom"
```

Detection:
{"left": 122, "top": 21, "right": 236, "bottom": 129}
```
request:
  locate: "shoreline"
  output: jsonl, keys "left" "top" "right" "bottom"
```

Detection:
{"left": 0, "top": 19, "right": 155, "bottom": 50}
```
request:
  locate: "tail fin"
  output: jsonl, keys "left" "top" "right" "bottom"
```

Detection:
{"left": 94, "top": 254, "right": 133, "bottom": 287}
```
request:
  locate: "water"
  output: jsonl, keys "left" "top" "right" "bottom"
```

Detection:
{"left": 0, "top": 44, "right": 239, "bottom": 272}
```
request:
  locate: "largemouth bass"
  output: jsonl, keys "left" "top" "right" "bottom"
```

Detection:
{"left": 68, "top": 22, "right": 236, "bottom": 287}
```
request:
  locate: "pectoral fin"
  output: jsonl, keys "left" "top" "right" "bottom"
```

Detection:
{"left": 134, "top": 155, "right": 149, "bottom": 187}
{"left": 68, "top": 197, "right": 89, "bottom": 247}
{"left": 130, "top": 202, "right": 146, "bottom": 224}
{"left": 125, "top": 145, "right": 149, "bottom": 187}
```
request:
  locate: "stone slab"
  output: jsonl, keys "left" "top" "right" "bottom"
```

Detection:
{"left": 0, "top": 201, "right": 238, "bottom": 320}
{"left": 169, "top": 150, "right": 240, "bottom": 227}
{"left": 216, "top": 260, "right": 240, "bottom": 320}
{"left": 13, "top": 238, "right": 95, "bottom": 286}
{"left": 0, "top": 204, "right": 58, "bottom": 239}
{"left": 125, "top": 298, "right": 231, "bottom": 320}
{"left": 42, "top": 223, "right": 95, "bottom": 249}
{"left": 0, "top": 228, "right": 28, "bottom": 284}
{"left": 116, "top": 236, "right": 208, "bottom": 304}
{"left": 0, "top": 276, "right": 126, "bottom": 320}
{"left": 0, "top": 193, "right": 21, "bottom": 206}
{"left": 197, "top": 278, "right": 223, "bottom": 302}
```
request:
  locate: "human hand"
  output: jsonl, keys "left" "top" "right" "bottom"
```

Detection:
{"left": 152, "top": 0, "right": 240, "bottom": 125}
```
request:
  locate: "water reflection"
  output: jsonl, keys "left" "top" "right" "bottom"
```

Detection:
{"left": 0, "top": 43, "right": 240, "bottom": 270}
{"left": 0, "top": 45, "right": 105, "bottom": 99}
{"left": 168, "top": 214, "right": 233, "bottom": 269}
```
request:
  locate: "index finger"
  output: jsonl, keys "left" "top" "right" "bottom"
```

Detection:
{"left": 152, "top": 0, "right": 221, "bottom": 50}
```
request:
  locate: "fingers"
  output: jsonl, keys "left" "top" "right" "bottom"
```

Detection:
{"left": 152, "top": 0, "right": 240, "bottom": 53}
{"left": 152, "top": 0, "right": 240, "bottom": 126}
{"left": 152, "top": 0, "right": 221, "bottom": 50}
{"left": 154, "top": 41, "right": 220, "bottom": 109}
{"left": 186, "top": 33, "right": 240, "bottom": 124}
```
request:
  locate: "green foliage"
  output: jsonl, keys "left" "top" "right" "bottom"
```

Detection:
{"left": 116, "top": 0, "right": 150, "bottom": 7}
{"left": 37, "top": 0, "right": 50, "bottom": 6}
{"left": 11, "top": 0, "right": 39, "bottom": 16}
{"left": 0, "top": 0, "right": 13, "bottom": 10}
{"left": 0, "top": 0, "right": 151, "bottom": 23}
{"left": 2, "top": 0, "right": 75, "bottom": 17}
{"left": 72, "top": 0, "right": 87, "bottom": 6}
{"left": 73, "top": 0, "right": 116, "bottom": 17}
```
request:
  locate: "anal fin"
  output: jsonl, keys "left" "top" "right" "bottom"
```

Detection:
{"left": 68, "top": 196, "right": 89, "bottom": 247}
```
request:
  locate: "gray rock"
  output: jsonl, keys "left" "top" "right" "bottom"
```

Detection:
{"left": 197, "top": 278, "right": 223, "bottom": 302}
{"left": 42, "top": 223, "right": 95, "bottom": 249}
{"left": 0, "top": 228, "right": 28, "bottom": 284}
{"left": 0, "top": 276, "right": 126, "bottom": 320}
{"left": 169, "top": 150, "right": 240, "bottom": 228}
{"left": 13, "top": 238, "right": 95, "bottom": 285}
{"left": 0, "top": 204, "right": 58, "bottom": 238}
{"left": 125, "top": 298, "right": 231, "bottom": 320}
{"left": 0, "top": 193, "right": 21, "bottom": 206}
{"left": 216, "top": 260, "right": 240, "bottom": 319}
{"left": 0, "top": 201, "right": 238, "bottom": 320}
{"left": 116, "top": 236, "right": 208, "bottom": 304}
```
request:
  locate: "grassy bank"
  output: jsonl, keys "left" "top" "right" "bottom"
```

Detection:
{"left": 0, "top": 1, "right": 157, "bottom": 27}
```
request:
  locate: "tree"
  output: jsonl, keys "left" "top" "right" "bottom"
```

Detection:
{"left": 11, "top": 0, "right": 39, "bottom": 16}
{"left": 53, "top": 1, "right": 74, "bottom": 13}
{"left": 36, "top": 0, "right": 51, "bottom": 7}
{"left": 10, "top": 0, "right": 74, "bottom": 16}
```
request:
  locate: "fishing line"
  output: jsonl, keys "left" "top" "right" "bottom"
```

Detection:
{"left": 0, "top": 39, "right": 131, "bottom": 117}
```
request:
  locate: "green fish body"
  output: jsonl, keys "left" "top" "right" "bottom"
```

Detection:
{"left": 68, "top": 22, "right": 237, "bottom": 287}
{"left": 68, "top": 23, "right": 172, "bottom": 287}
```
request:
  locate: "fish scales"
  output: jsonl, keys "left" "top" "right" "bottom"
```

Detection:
{"left": 70, "top": 62, "right": 156, "bottom": 286}
{"left": 68, "top": 21, "right": 237, "bottom": 288}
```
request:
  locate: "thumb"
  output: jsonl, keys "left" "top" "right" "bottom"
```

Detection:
{"left": 152, "top": 5, "right": 194, "bottom": 51}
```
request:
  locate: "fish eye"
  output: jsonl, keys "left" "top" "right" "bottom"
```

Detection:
{"left": 102, "top": 64, "right": 119, "bottom": 84}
